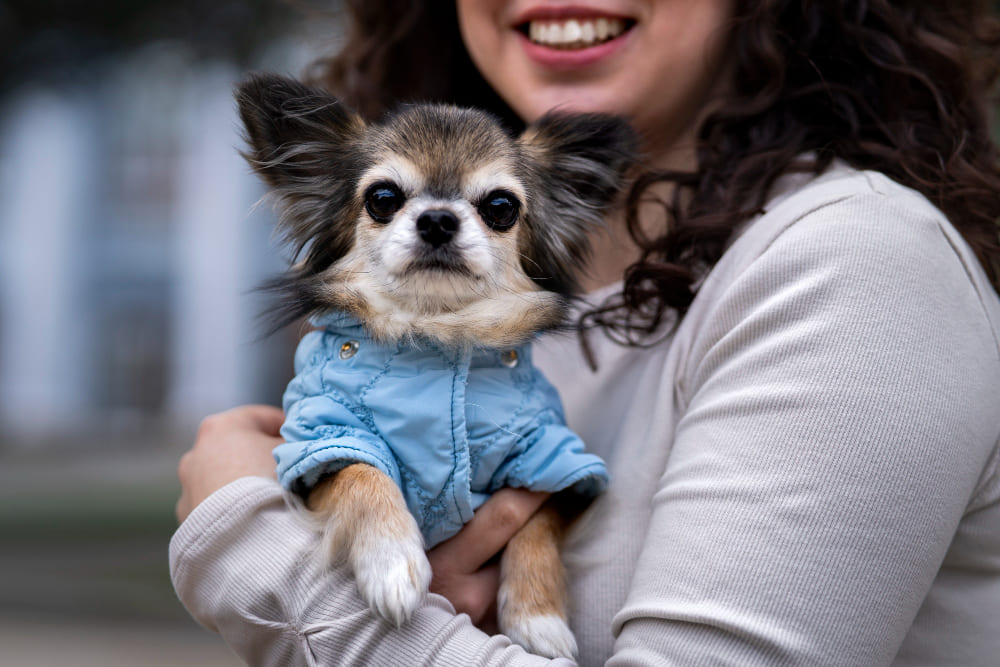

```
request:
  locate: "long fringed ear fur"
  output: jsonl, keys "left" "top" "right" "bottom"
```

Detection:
{"left": 518, "top": 113, "right": 637, "bottom": 296}
{"left": 235, "top": 73, "right": 368, "bottom": 331}
{"left": 236, "top": 72, "right": 366, "bottom": 186}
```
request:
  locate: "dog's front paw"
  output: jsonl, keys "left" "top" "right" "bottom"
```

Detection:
{"left": 499, "top": 610, "right": 578, "bottom": 659}
{"left": 309, "top": 464, "right": 432, "bottom": 626}
{"left": 352, "top": 519, "right": 431, "bottom": 626}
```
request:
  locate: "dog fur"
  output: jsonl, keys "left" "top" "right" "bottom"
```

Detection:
{"left": 236, "top": 72, "right": 635, "bottom": 658}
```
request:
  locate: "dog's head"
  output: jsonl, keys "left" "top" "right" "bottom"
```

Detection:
{"left": 237, "top": 73, "right": 636, "bottom": 347}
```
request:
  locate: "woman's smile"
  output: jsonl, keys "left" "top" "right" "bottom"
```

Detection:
{"left": 457, "top": 1, "right": 735, "bottom": 158}
{"left": 513, "top": 9, "right": 636, "bottom": 67}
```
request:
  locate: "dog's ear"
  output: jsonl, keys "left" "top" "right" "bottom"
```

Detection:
{"left": 518, "top": 113, "right": 637, "bottom": 295}
{"left": 235, "top": 72, "right": 365, "bottom": 186}
{"left": 236, "top": 74, "right": 369, "bottom": 332}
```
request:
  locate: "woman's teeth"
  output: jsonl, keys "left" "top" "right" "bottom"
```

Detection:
{"left": 528, "top": 18, "right": 628, "bottom": 49}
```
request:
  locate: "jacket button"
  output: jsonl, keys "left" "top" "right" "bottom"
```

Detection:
{"left": 500, "top": 349, "right": 518, "bottom": 368}
{"left": 339, "top": 340, "right": 360, "bottom": 359}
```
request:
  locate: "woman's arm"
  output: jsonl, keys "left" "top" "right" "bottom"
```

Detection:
{"left": 609, "top": 189, "right": 1000, "bottom": 665}
{"left": 170, "top": 407, "right": 564, "bottom": 666}
{"left": 174, "top": 405, "right": 284, "bottom": 523}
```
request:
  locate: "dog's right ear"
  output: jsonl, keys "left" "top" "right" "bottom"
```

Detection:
{"left": 235, "top": 72, "right": 365, "bottom": 187}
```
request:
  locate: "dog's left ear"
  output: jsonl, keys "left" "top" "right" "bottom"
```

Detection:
{"left": 518, "top": 113, "right": 637, "bottom": 294}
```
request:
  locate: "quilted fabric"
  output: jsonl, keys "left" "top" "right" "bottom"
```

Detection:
{"left": 275, "top": 313, "right": 608, "bottom": 547}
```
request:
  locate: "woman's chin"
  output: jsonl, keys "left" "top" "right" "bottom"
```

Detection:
{"left": 511, "top": 86, "right": 632, "bottom": 124}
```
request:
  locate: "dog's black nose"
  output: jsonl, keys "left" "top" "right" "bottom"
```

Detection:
{"left": 416, "top": 210, "right": 459, "bottom": 248}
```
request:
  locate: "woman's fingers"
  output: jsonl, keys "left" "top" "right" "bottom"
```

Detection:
{"left": 176, "top": 405, "right": 285, "bottom": 523}
{"left": 429, "top": 488, "right": 549, "bottom": 573}
{"left": 236, "top": 403, "right": 286, "bottom": 436}
{"left": 429, "top": 562, "right": 500, "bottom": 627}
{"left": 197, "top": 404, "right": 285, "bottom": 441}
{"left": 428, "top": 489, "right": 548, "bottom": 630}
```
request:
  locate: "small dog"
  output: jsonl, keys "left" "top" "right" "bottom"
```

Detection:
{"left": 236, "top": 72, "right": 635, "bottom": 658}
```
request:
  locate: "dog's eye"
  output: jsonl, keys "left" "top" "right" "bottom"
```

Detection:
{"left": 478, "top": 190, "right": 520, "bottom": 232}
{"left": 365, "top": 182, "right": 404, "bottom": 222}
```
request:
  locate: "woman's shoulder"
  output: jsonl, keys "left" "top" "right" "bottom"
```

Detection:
{"left": 764, "top": 162, "right": 938, "bottom": 220}
{"left": 675, "top": 163, "right": 1000, "bottom": 395}
{"left": 733, "top": 163, "right": 960, "bottom": 268}
{"left": 704, "top": 164, "right": 999, "bottom": 336}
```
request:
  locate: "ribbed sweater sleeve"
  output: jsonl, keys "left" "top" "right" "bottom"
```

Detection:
{"left": 609, "top": 186, "right": 1000, "bottom": 665}
{"left": 169, "top": 476, "right": 572, "bottom": 666}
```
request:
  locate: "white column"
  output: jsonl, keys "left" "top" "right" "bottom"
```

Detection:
{"left": 0, "top": 91, "right": 97, "bottom": 439}
{"left": 168, "top": 65, "right": 271, "bottom": 423}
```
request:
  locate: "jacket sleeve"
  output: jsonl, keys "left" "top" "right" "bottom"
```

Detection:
{"left": 277, "top": 391, "right": 402, "bottom": 493}
{"left": 169, "top": 476, "right": 574, "bottom": 666}
{"left": 608, "top": 190, "right": 1000, "bottom": 664}
{"left": 277, "top": 332, "right": 401, "bottom": 492}
{"left": 501, "top": 414, "right": 609, "bottom": 499}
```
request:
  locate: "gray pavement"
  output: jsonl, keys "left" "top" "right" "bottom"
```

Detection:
{"left": 0, "top": 435, "right": 243, "bottom": 666}
{"left": 0, "top": 617, "right": 241, "bottom": 666}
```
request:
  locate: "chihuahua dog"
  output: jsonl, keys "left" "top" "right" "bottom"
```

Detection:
{"left": 236, "top": 73, "right": 635, "bottom": 658}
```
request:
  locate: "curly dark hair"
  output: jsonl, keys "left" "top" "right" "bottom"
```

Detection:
{"left": 308, "top": 0, "right": 1000, "bottom": 343}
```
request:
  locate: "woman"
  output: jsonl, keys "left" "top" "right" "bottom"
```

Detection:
{"left": 171, "top": 1, "right": 1000, "bottom": 664}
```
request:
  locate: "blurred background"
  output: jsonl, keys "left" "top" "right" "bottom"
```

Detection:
{"left": 0, "top": 1, "right": 344, "bottom": 664}
{"left": 2, "top": 2, "right": 999, "bottom": 666}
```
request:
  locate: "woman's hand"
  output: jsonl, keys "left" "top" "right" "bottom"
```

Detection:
{"left": 175, "top": 404, "right": 284, "bottom": 523}
{"left": 427, "top": 488, "right": 549, "bottom": 632}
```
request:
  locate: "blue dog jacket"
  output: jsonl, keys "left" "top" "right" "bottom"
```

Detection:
{"left": 275, "top": 312, "right": 608, "bottom": 548}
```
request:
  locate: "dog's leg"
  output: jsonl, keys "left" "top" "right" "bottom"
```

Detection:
{"left": 308, "top": 463, "right": 431, "bottom": 626}
{"left": 497, "top": 501, "right": 578, "bottom": 658}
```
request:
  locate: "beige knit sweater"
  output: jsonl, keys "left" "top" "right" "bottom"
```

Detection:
{"left": 171, "top": 165, "right": 1000, "bottom": 666}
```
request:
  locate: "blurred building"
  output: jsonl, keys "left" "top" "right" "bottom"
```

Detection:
{"left": 0, "top": 4, "right": 336, "bottom": 445}
{"left": 0, "top": 10, "right": 350, "bottom": 653}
